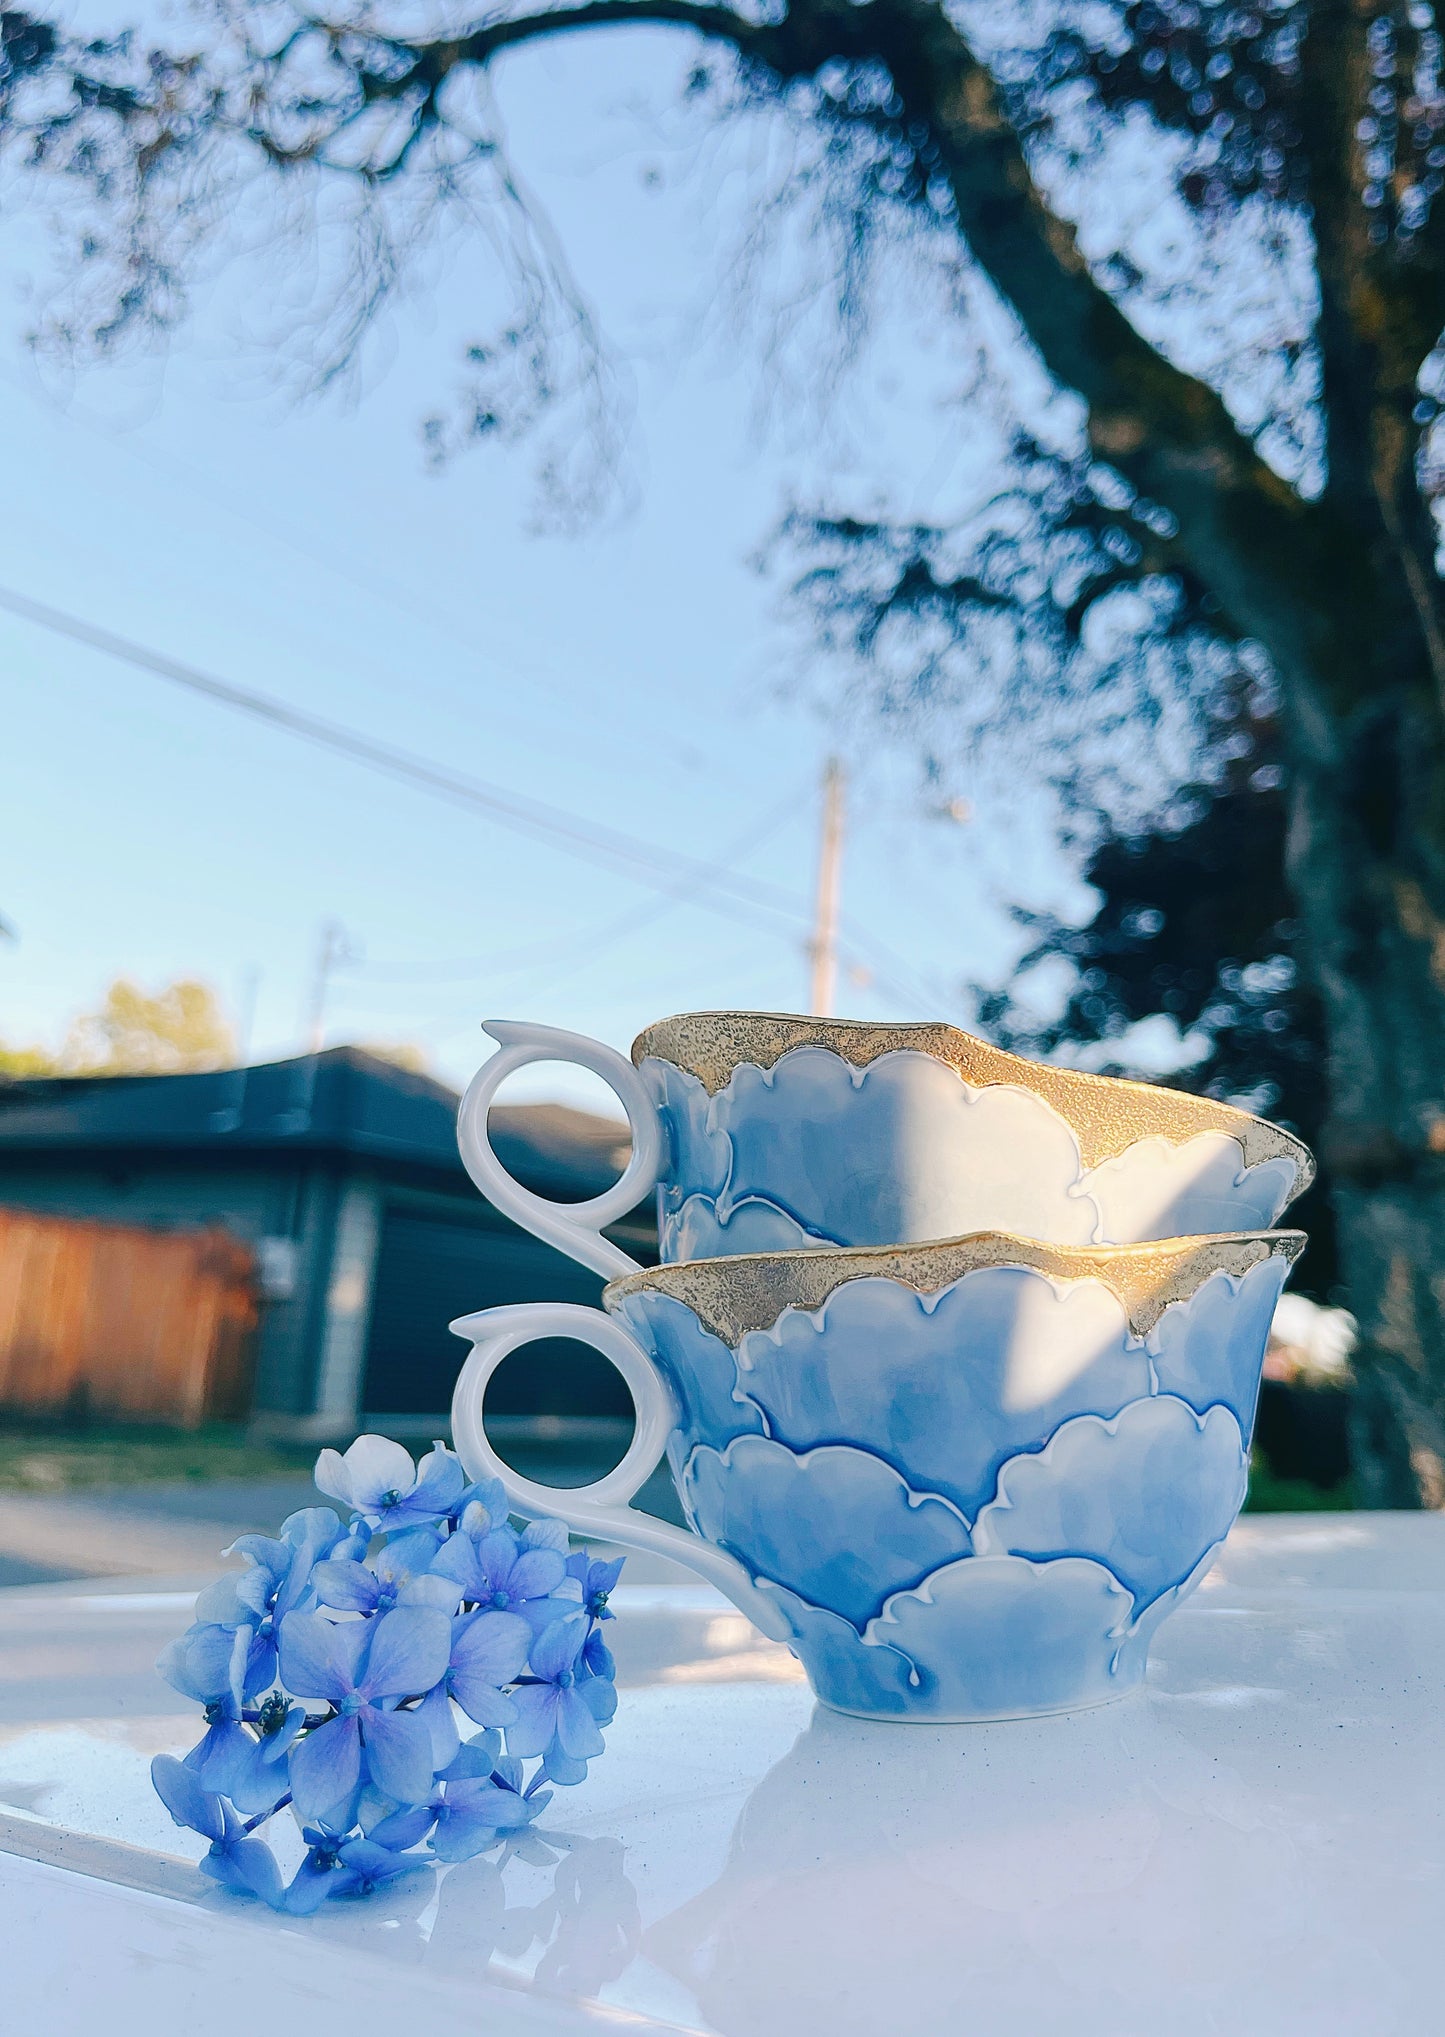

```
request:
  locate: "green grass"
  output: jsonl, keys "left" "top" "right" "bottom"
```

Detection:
{"left": 1243, "top": 1456, "right": 1356, "bottom": 1513}
{"left": 0, "top": 1422, "right": 315, "bottom": 1493}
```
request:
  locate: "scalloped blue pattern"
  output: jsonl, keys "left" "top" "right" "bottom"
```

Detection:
{"left": 610, "top": 1258, "right": 1275, "bottom": 1718}
{"left": 971, "top": 1397, "right": 1248, "bottom": 1608}
{"left": 682, "top": 1434, "right": 973, "bottom": 1628}
{"left": 639, "top": 1047, "right": 1299, "bottom": 1260}
{"left": 729, "top": 1270, "right": 1154, "bottom": 1519}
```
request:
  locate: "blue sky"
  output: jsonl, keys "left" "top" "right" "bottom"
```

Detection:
{"left": 0, "top": 21, "right": 1092, "bottom": 1105}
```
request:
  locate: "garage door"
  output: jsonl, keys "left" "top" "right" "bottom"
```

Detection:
{"left": 361, "top": 1205, "right": 627, "bottom": 1418}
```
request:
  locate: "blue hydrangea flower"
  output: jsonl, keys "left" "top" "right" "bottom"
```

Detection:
{"left": 581, "top": 1624, "right": 617, "bottom": 1684}
{"left": 443, "top": 1606, "right": 532, "bottom": 1726}
{"left": 151, "top": 1434, "right": 624, "bottom": 1914}
{"left": 431, "top": 1755, "right": 549, "bottom": 1863}
{"left": 566, "top": 1552, "right": 624, "bottom": 1622}
{"left": 432, "top": 1516, "right": 571, "bottom": 1634}
{"left": 279, "top": 1605, "right": 452, "bottom": 1820}
{"left": 151, "top": 1754, "right": 286, "bottom": 1907}
{"left": 187, "top": 1506, "right": 357, "bottom": 1700}
{"left": 152, "top": 1752, "right": 228, "bottom": 1840}
{"left": 201, "top": 1819, "right": 287, "bottom": 1907}
{"left": 313, "top": 1437, "right": 466, "bottom": 1529}
{"left": 283, "top": 1826, "right": 427, "bottom": 1913}
{"left": 159, "top": 1618, "right": 273, "bottom": 1719}
{"left": 192, "top": 1692, "right": 305, "bottom": 1815}
{"left": 506, "top": 1614, "right": 612, "bottom": 1765}
{"left": 311, "top": 1525, "right": 458, "bottom": 1616}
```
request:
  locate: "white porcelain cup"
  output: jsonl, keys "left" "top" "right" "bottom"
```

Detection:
{"left": 457, "top": 1012, "right": 1314, "bottom": 1277}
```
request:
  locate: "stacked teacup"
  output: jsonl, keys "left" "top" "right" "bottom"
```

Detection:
{"left": 448, "top": 1013, "right": 1312, "bottom": 1722}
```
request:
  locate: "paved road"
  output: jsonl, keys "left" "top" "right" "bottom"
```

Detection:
{"left": 0, "top": 1437, "right": 683, "bottom": 1587}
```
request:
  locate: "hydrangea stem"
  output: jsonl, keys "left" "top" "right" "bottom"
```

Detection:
{"left": 241, "top": 1792, "right": 291, "bottom": 1835}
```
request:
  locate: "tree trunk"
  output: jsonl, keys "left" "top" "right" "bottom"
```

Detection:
{"left": 1286, "top": 647, "right": 1445, "bottom": 1507}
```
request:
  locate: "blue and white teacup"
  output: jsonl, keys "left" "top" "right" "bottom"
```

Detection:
{"left": 450, "top": 1226, "right": 1304, "bottom": 1722}
{"left": 457, "top": 1013, "right": 1313, "bottom": 1277}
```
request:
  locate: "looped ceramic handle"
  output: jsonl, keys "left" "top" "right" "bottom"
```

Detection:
{"left": 457, "top": 1021, "right": 665, "bottom": 1280}
{"left": 449, "top": 1301, "right": 792, "bottom": 1641}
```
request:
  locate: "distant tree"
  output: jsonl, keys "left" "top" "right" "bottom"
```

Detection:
{"left": 0, "top": 1037, "right": 56, "bottom": 1078}
{"left": 0, "top": 978, "right": 236, "bottom": 1076}
{"left": 61, "top": 978, "right": 235, "bottom": 1074}
{"left": 4, "top": 0, "right": 1445, "bottom": 1499}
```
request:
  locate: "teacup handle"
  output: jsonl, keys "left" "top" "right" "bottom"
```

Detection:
{"left": 457, "top": 1021, "right": 665, "bottom": 1280}
{"left": 449, "top": 1301, "right": 792, "bottom": 1641}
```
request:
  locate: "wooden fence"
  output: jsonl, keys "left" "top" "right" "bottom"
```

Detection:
{"left": 0, "top": 1209, "right": 259, "bottom": 1427}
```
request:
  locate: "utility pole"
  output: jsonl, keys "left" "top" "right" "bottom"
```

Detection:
{"left": 304, "top": 921, "right": 354, "bottom": 1055}
{"left": 235, "top": 964, "right": 261, "bottom": 1067}
{"left": 807, "top": 756, "right": 846, "bottom": 1017}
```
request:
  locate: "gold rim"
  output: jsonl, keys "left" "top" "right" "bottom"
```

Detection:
{"left": 630, "top": 1009, "right": 1314, "bottom": 1190}
{"left": 604, "top": 1227, "right": 1307, "bottom": 1345}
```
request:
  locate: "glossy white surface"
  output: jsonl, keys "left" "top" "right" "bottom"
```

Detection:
{"left": 3, "top": 1514, "right": 1444, "bottom": 2036}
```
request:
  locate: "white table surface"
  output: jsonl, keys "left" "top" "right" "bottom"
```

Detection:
{"left": 2, "top": 1511, "right": 1443, "bottom": 2037}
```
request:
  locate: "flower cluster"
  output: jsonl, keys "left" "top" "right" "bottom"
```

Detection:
{"left": 151, "top": 1436, "right": 622, "bottom": 1913}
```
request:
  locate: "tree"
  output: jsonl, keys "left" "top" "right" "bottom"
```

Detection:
{"left": 0, "top": 978, "right": 236, "bottom": 1075}
{"left": 0, "top": 1036, "right": 55, "bottom": 1077}
{"left": 3, "top": 0, "right": 1445, "bottom": 1501}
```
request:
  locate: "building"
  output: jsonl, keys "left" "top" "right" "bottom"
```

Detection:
{"left": 0, "top": 1048, "right": 654, "bottom": 1438}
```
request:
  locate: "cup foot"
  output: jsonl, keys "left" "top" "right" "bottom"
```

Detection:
{"left": 812, "top": 1668, "right": 1145, "bottom": 1726}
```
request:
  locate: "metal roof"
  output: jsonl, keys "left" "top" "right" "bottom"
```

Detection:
{"left": 0, "top": 1048, "right": 633, "bottom": 1201}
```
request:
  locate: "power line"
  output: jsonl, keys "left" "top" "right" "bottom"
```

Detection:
{"left": 331, "top": 782, "right": 810, "bottom": 986}
{"left": 0, "top": 581, "right": 812, "bottom": 939}
{"left": 0, "top": 581, "right": 950, "bottom": 1017}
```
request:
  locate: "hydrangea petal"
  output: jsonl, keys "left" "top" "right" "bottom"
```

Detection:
{"left": 400, "top": 1573, "right": 464, "bottom": 1614}
{"left": 375, "top": 1526, "right": 444, "bottom": 1586}
{"left": 505, "top": 1684, "right": 561, "bottom": 1760}
{"left": 318, "top": 1435, "right": 417, "bottom": 1513}
{"left": 310, "top": 1559, "right": 382, "bottom": 1613}
{"left": 288, "top": 1713, "right": 363, "bottom": 1822}
{"left": 158, "top": 1622, "right": 237, "bottom": 1704}
{"left": 360, "top": 1606, "right": 452, "bottom": 1700}
{"left": 278, "top": 1610, "right": 369, "bottom": 1702}
{"left": 555, "top": 1687, "right": 606, "bottom": 1761}
{"left": 430, "top": 1534, "right": 485, "bottom": 1595}
{"left": 368, "top": 1801, "right": 439, "bottom": 1850}
{"left": 432, "top": 1777, "right": 540, "bottom": 1862}
{"left": 579, "top": 1674, "right": 617, "bottom": 1726}
{"left": 449, "top": 1608, "right": 531, "bottom": 1706}
{"left": 528, "top": 1613, "right": 588, "bottom": 1684}
{"left": 202, "top": 1833, "right": 286, "bottom": 1908}
{"left": 456, "top": 1477, "right": 509, "bottom": 1530}
{"left": 192, "top": 1574, "right": 247, "bottom": 1626}
{"left": 360, "top": 1704, "right": 438, "bottom": 1807}
{"left": 440, "top": 1729, "right": 503, "bottom": 1781}
{"left": 151, "top": 1754, "right": 226, "bottom": 1840}
{"left": 336, "top": 1836, "right": 426, "bottom": 1893}
{"left": 389, "top": 1445, "right": 465, "bottom": 1523}
{"left": 541, "top": 1745, "right": 590, "bottom": 1787}
{"left": 509, "top": 1548, "right": 568, "bottom": 1601}
{"left": 282, "top": 1856, "right": 349, "bottom": 1916}
{"left": 415, "top": 1681, "right": 462, "bottom": 1770}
